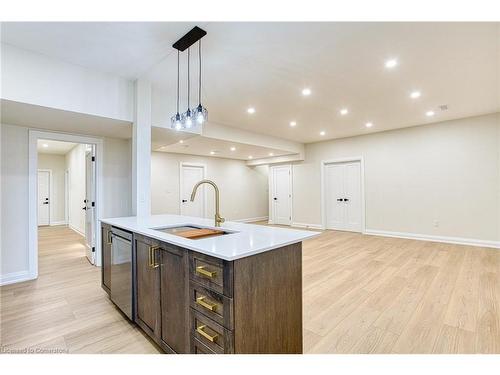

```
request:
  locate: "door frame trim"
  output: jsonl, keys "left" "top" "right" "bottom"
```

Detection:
{"left": 37, "top": 169, "right": 53, "bottom": 226}
{"left": 320, "top": 157, "right": 366, "bottom": 233}
{"left": 179, "top": 162, "right": 207, "bottom": 218}
{"left": 29, "top": 130, "right": 104, "bottom": 282}
{"left": 268, "top": 164, "right": 293, "bottom": 225}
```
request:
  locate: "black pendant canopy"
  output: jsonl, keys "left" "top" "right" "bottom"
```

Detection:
{"left": 172, "top": 26, "right": 207, "bottom": 52}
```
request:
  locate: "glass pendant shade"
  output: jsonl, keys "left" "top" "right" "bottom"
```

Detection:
{"left": 194, "top": 104, "right": 208, "bottom": 124}
{"left": 171, "top": 112, "right": 182, "bottom": 130}
{"left": 182, "top": 108, "right": 193, "bottom": 128}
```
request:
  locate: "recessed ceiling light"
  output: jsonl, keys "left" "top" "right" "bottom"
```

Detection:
{"left": 230, "top": 146, "right": 236, "bottom": 151}
{"left": 269, "top": 152, "right": 274, "bottom": 156}
{"left": 290, "top": 121, "right": 297, "bottom": 127}
{"left": 426, "top": 111, "right": 435, "bottom": 117}
{"left": 247, "top": 107, "right": 255, "bottom": 114}
{"left": 340, "top": 108, "right": 349, "bottom": 116}
{"left": 301, "top": 88, "right": 312, "bottom": 96}
{"left": 365, "top": 122, "right": 373, "bottom": 128}
{"left": 320, "top": 131, "right": 325, "bottom": 136}
{"left": 248, "top": 156, "right": 253, "bottom": 159}
{"left": 385, "top": 59, "right": 398, "bottom": 69}
{"left": 410, "top": 91, "right": 421, "bottom": 99}
{"left": 179, "top": 140, "right": 184, "bottom": 143}
{"left": 42, "top": 143, "right": 49, "bottom": 148}
{"left": 210, "top": 151, "right": 215, "bottom": 155}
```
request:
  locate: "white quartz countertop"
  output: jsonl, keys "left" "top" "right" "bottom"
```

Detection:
{"left": 101, "top": 214, "right": 320, "bottom": 261}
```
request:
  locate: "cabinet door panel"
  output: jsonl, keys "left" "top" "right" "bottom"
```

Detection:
{"left": 161, "top": 247, "right": 188, "bottom": 353}
{"left": 136, "top": 239, "right": 160, "bottom": 334}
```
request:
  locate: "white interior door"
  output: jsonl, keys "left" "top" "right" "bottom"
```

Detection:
{"left": 37, "top": 170, "right": 50, "bottom": 226}
{"left": 325, "top": 161, "right": 362, "bottom": 232}
{"left": 84, "top": 146, "right": 96, "bottom": 264}
{"left": 180, "top": 164, "right": 205, "bottom": 218}
{"left": 271, "top": 165, "right": 292, "bottom": 225}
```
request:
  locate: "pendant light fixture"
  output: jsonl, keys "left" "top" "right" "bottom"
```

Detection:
{"left": 194, "top": 39, "right": 208, "bottom": 125}
{"left": 181, "top": 48, "right": 193, "bottom": 128}
{"left": 171, "top": 50, "right": 182, "bottom": 130}
{"left": 170, "top": 26, "right": 207, "bottom": 131}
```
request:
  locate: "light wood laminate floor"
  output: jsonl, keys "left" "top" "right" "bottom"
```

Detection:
{"left": 1, "top": 225, "right": 499, "bottom": 354}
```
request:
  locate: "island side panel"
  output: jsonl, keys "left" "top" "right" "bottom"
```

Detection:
{"left": 233, "top": 243, "right": 303, "bottom": 354}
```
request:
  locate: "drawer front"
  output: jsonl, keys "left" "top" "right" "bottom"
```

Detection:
{"left": 191, "top": 309, "right": 234, "bottom": 353}
{"left": 189, "top": 252, "right": 233, "bottom": 296}
{"left": 189, "top": 281, "right": 233, "bottom": 329}
{"left": 191, "top": 337, "right": 216, "bottom": 354}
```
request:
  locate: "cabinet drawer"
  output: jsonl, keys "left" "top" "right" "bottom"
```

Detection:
{"left": 189, "top": 281, "right": 233, "bottom": 329}
{"left": 191, "top": 337, "right": 216, "bottom": 354}
{"left": 191, "top": 309, "right": 234, "bottom": 354}
{"left": 189, "top": 252, "right": 233, "bottom": 296}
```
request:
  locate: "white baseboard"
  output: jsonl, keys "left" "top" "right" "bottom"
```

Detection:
{"left": 0, "top": 270, "right": 37, "bottom": 286}
{"left": 364, "top": 229, "right": 500, "bottom": 249}
{"left": 50, "top": 220, "right": 68, "bottom": 226}
{"left": 291, "top": 222, "right": 324, "bottom": 230}
{"left": 233, "top": 216, "right": 269, "bottom": 223}
{"left": 69, "top": 224, "right": 85, "bottom": 237}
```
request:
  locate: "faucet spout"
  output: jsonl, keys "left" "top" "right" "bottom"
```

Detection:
{"left": 190, "top": 179, "right": 225, "bottom": 227}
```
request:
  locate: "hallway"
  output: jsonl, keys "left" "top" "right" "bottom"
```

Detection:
{"left": 0, "top": 226, "right": 159, "bottom": 353}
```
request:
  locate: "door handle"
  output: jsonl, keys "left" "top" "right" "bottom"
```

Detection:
{"left": 344, "top": 198, "right": 349, "bottom": 202}
{"left": 82, "top": 207, "right": 87, "bottom": 210}
{"left": 182, "top": 199, "right": 187, "bottom": 203}
{"left": 273, "top": 197, "right": 277, "bottom": 201}
{"left": 337, "top": 198, "right": 343, "bottom": 202}
{"left": 43, "top": 202, "right": 49, "bottom": 205}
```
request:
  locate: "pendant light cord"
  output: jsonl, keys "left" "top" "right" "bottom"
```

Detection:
{"left": 198, "top": 39, "right": 202, "bottom": 105}
{"left": 176, "top": 50, "right": 180, "bottom": 114}
{"left": 187, "top": 48, "right": 190, "bottom": 109}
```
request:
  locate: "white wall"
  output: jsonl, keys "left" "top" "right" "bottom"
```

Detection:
{"left": 1, "top": 43, "right": 134, "bottom": 122}
{"left": 65, "top": 144, "right": 87, "bottom": 235}
{"left": 0, "top": 123, "right": 132, "bottom": 284}
{"left": 38, "top": 153, "right": 66, "bottom": 224}
{"left": 292, "top": 113, "right": 500, "bottom": 243}
{"left": 151, "top": 152, "right": 269, "bottom": 221}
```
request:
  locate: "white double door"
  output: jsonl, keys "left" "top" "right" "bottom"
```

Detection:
{"left": 270, "top": 165, "right": 292, "bottom": 225}
{"left": 324, "top": 161, "right": 362, "bottom": 232}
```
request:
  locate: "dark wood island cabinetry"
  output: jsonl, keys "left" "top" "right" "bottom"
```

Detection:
{"left": 101, "top": 223, "right": 304, "bottom": 354}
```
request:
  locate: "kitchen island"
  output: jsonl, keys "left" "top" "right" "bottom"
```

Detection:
{"left": 100, "top": 214, "right": 319, "bottom": 354}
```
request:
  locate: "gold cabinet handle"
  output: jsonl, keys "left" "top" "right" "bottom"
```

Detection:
{"left": 149, "top": 246, "right": 160, "bottom": 269}
{"left": 196, "top": 265, "right": 217, "bottom": 278}
{"left": 196, "top": 296, "right": 217, "bottom": 312}
{"left": 196, "top": 325, "right": 218, "bottom": 342}
{"left": 107, "top": 231, "right": 112, "bottom": 245}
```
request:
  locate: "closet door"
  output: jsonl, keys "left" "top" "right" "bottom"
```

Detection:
{"left": 325, "top": 161, "right": 362, "bottom": 232}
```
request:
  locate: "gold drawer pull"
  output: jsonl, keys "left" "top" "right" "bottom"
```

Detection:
{"left": 107, "top": 231, "right": 112, "bottom": 245}
{"left": 196, "top": 296, "right": 217, "bottom": 312}
{"left": 196, "top": 265, "right": 217, "bottom": 278}
{"left": 149, "top": 246, "right": 160, "bottom": 269}
{"left": 196, "top": 324, "right": 218, "bottom": 342}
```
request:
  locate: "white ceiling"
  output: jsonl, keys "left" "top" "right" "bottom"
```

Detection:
{"left": 155, "top": 136, "right": 293, "bottom": 161}
{"left": 0, "top": 22, "right": 199, "bottom": 78}
{"left": 2, "top": 22, "right": 499, "bottom": 143}
{"left": 37, "top": 139, "right": 77, "bottom": 154}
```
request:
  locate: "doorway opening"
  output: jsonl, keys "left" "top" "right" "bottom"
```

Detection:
{"left": 321, "top": 157, "right": 365, "bottom": 233}
{"left": 37, "top": 139, "right": 97, "bottom": 264}
{"left": 28, "top": 130, "right": 103, "bottom": 281}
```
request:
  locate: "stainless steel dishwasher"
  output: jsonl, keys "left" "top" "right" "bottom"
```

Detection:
{"left": 110, "top": 227, "right": 133, "bottom": 320}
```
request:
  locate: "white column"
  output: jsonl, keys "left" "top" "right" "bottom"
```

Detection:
{"left": 132, "top": 79, "right": 152, "bottom": 216}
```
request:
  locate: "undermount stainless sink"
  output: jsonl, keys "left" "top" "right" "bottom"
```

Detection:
{"left": 149, "top": 225, "right": 236, "bottom": 240}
